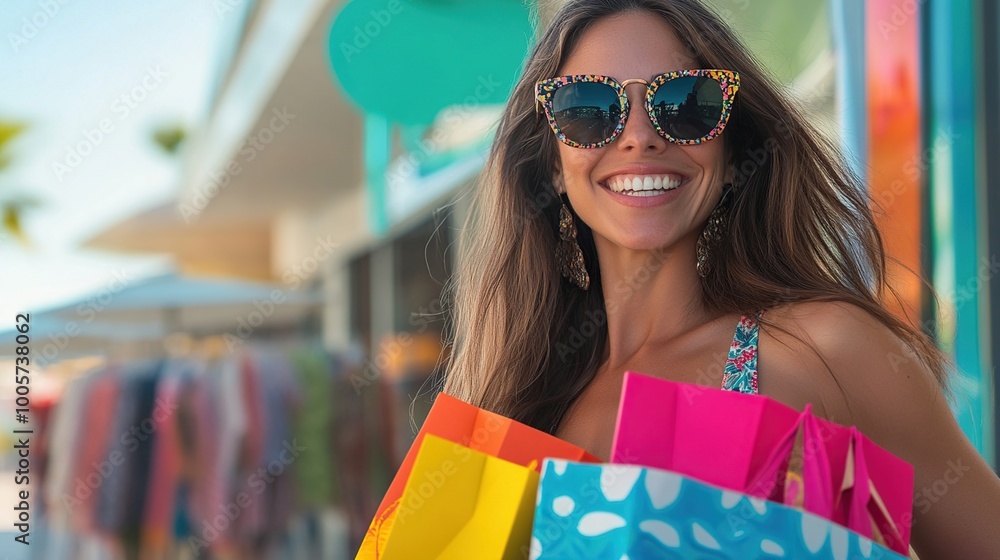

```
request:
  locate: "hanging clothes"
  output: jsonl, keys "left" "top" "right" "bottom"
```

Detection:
{"left": 35, "top": 343, "right": 351, "bottom": 560}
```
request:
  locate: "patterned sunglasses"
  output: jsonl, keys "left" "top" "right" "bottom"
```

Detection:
{"left": 535, "top": 69, "right": 740, "bottom": 148}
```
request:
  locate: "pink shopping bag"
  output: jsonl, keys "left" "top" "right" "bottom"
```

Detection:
{"left": 750, "top": 406, "right": 913, "bottom": 554}
{"left": 610, "top": 370, "right": 801, "bottom": 494}
{"left": 612, "top": 371, "right": 914, "bottom": 555}
{"left": 839, "top": 426, "right": 914, "bottom": 553}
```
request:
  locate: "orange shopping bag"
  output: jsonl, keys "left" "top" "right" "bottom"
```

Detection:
{"left": 357, "top": 393, "right": 599, "bottom": 559}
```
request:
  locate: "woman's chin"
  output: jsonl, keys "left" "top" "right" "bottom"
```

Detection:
{"left": 597, "top": 233, "right": 678, "bottom": 254}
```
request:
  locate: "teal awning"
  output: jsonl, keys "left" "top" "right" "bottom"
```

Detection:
{"left": 327, "top": 0, "right": 534, "bottom": 235}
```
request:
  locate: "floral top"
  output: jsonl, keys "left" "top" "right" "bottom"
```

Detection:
{"left": 551, "top": 311, "right": 765, "bottom": 435}
{"left": 721, "top": 310, "right": 763, "bottom": 394}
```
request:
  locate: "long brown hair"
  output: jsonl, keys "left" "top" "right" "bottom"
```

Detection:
{"left": 437, "top": 0, "right": 952, "bottom": 433}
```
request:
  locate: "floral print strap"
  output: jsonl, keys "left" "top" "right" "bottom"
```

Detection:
{"left": 721, "top": 310, "right": 763, "bottom": 394}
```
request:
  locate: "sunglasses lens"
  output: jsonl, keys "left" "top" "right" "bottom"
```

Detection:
{"left": 550, "top": 82, "right": 622, "bottom": 145}
{"left": 651, "top": 76, "right": 725, "bottom": 140}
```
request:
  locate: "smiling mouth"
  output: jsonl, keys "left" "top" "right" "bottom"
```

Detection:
{"left": 601, "top": 174, "right": 684, "bottom": 197}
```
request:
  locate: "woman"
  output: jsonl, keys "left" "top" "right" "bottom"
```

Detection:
{"left": 438, "top": 0, "right": 1000, "bottom": 557}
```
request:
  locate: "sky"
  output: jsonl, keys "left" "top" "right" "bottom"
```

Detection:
{"left": 0, "top": 1, "right": 247, "bottom": 317}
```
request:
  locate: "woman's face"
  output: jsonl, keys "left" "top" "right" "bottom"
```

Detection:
{"left": 553, "top": 11, "right": 732, "bottom": 252}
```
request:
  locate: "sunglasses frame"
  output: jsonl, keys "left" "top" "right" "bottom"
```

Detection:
{"left": 535, "top": 69, "right": 740, "bottom": 148}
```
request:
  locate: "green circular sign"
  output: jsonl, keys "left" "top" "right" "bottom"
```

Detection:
{"left": 327, "top": 0, "right": 534, "bottom": 126}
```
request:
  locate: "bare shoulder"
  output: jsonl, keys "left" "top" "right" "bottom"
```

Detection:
{"left": 754, "top": 299, "right": 922, "bottom": 426}
{"left": 762, "top": 299, "right": 897, "bottom": 345}
{"left": 757, "top": 304, "right": 1000, "bottom": 558}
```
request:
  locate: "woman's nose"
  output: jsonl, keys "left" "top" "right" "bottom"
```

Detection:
{"left": 616, "top": 83, "right": 668, "bottom": 151}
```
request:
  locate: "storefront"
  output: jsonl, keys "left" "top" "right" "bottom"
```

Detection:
{"left": 325, "top": 7, "right": 1000, "bottom": 551}
{"left": 984, "top": 0, "right": 1000, "bottom": 467}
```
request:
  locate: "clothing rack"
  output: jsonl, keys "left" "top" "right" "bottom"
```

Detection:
{"left": 33, "top": 340, "right": 348, "bottom": 560}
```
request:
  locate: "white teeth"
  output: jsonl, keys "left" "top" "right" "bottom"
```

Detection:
{"left": 625, "top": 190, "right": 664, "bottom": 197}
{"left": 605, "top": 174, "right": 682, "bottom": 195}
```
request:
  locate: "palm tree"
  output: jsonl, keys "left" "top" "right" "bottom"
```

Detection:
{"left": 0, "top": 121, "right": 40, "bottom": 245}
{"left": 152, "top": 123, "right": 187, "bottom": 155}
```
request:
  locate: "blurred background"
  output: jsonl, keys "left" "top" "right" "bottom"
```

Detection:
{"left": 0, "top": 0, "right": 996, "bottom": 558}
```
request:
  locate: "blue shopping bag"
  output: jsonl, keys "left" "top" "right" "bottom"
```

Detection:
{"left": 530, "top": 459, "right": 908, "bottom": 559}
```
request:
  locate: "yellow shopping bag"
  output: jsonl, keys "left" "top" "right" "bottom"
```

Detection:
{"left": 377, "top": 434, "right": 539, "bottom": 560}
{"left": 357, "top": 393, "right": 598, "bottom": 559}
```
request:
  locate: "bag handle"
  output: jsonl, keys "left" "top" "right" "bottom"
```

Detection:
{"left": 838, "top": 428, "right": 907, "bottom": 553}
{"left": 748, "top": 407, "right": 910, "bottom": 555}
{"left": 747, "top": 405, "right": 847, "bottom": 519}
{"left": 799, "top": 407, "right": 835, "bottom": 516}
{"left": 370, "top": 499, "right": 400, "bottom": 559}
{"left": 745, "top": 413, "right": 794, "bottom": 501}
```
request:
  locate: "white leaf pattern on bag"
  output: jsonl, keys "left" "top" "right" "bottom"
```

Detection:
{"left": 552, "top": 496, "right": 575, "bottom": 517}
{"left": 532, "top": 461, "right": 908, "bottom": 558}
{"left": 600, "top": 466, "right": 641, "bottom": 502}
{"left": 802, "top": 514, "right": 830, "bottom": 552}
{"left": 638, "top": 520, "right": 681, "bottom": 548}
{"left": 692, "top": 522, "right": 722, "bottom": 550}
{"left": 830, "top": 525, "right": 849, "bottom": 560}
{"left": 760, "top": 539, "right": 786, "bottom": 556}
{"left": 748, "top": 497, "right": 767, "bottom": 515}
{"left": 529, "top": 536, "right": 542, "bottom": 560}
{"left": 644, "top": 470, "right": 683, "bottom": 509}
{"left": 720, "top": 490, "right": 742, "bottom": 509}
{"left": 578, "top": 512, "right": 627, "bottom": 536}
{"left": 858, "top": 537, "right": 873, "bottom": 558}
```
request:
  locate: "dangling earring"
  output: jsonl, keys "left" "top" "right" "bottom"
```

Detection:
{"left": 556, "top": 201, "right": 590, "bottom": 290}
{"left": 697, "top": 182, "right": 734, "bottom": 278}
